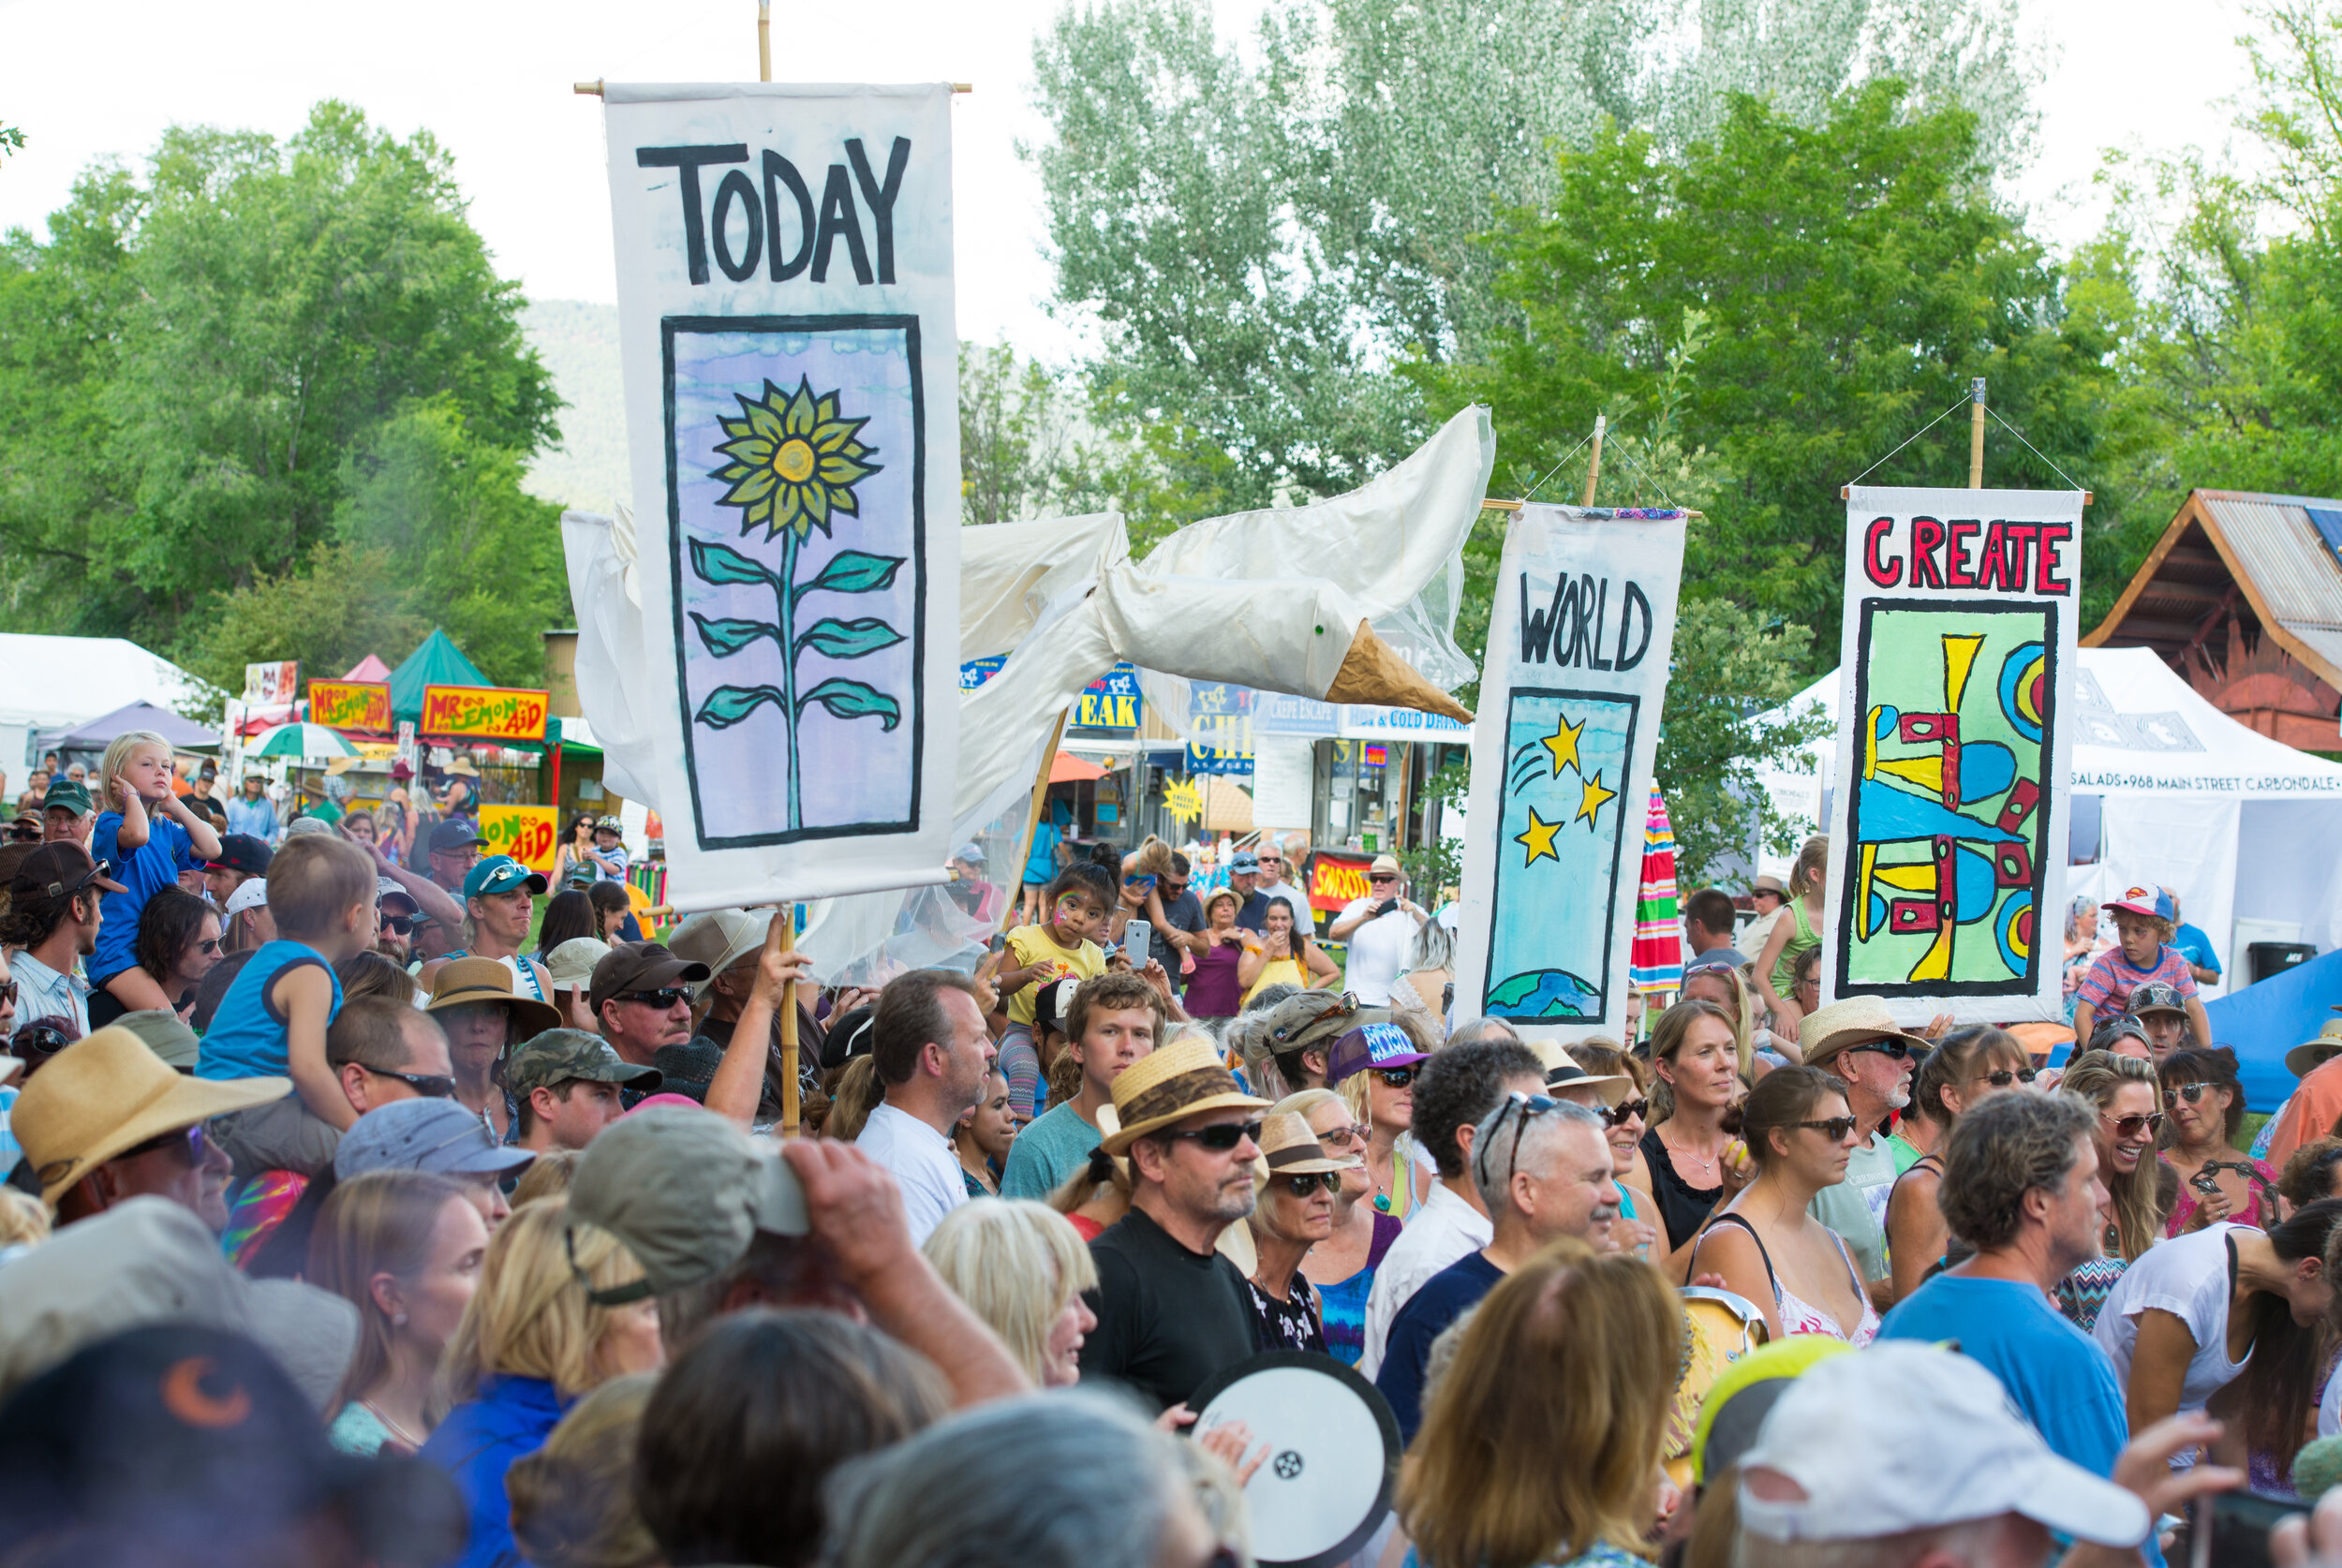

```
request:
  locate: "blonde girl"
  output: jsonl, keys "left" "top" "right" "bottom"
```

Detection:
{"left": 1754, "top": 836, "right": 1828, "bottom": 1042}
{"left": 89, "top": 730, "right": 224, "bottom": 1017}
{"left": 923, "top": 1200, "right": 1100, "bottom": 1386}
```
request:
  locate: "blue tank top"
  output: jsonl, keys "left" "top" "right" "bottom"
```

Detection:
{"left": 197, "top": 940, "right": 343, "bottom": 1081}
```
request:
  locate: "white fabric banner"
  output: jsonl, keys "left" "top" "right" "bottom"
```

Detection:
{"left": 1452, "top": 508, "right": 1685, "bottom": 1040}
{"left": 1819, "top": 486, "right": 2082, "bottom": 1024}
{"left": 602, "top": 82, "right": 959, "bottom": 909}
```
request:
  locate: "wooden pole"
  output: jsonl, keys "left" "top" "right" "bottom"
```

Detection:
{"left": 1002, "top": 708, "right": 1073, "bottom": 931}
{"left": 1969, "top": 377, "right": 1987, "bottom": 488}
{"left": 778, "top": 912, "right": 800, "bottom": 1134}
{"left": 1580, "top": 413, "right": 1607, "bottom": 508}
{"left": 758, "top": 0, "right": 772, "bottom": 81}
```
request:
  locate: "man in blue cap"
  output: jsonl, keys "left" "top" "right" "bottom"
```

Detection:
{"left": 1227, "top": 850, "right": 1270, "bottom": 932}
{"left": 418, "top": 855, "right": 552, "bottom": 1004}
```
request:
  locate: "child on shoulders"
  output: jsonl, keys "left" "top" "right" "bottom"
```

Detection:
{"left": 89, "top": 732, "right": 224, "bottom": 1023}
{"left": 991, "top": 863, "right": 1115, "bottom": 1121}
{"left": 2071, "top": 886, "right": 2213, "bottom": 1054}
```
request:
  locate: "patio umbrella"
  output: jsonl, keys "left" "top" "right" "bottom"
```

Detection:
{"left": 247, "top": 722, "right": 359, "bottom": 760}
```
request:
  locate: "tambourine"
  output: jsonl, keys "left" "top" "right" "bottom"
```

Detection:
{"left": 1190, "top": 1351, "right": 1401, "bottom": 1568}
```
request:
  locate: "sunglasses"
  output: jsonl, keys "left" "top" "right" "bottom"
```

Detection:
{"left": 1799, "top": 1116, "right": 1860, "bottom": 1140}
{"left": 2104, "top": 1111, "right": 2165, "bottom": 1140}
{"left": 0, "top": 981, "right": 14, "bottom": 1007}
{"left": 1975, "top": 1068, "right": 2038, "bottom": 1088}
{"left": 1374, "top": 1066, "right": 1419, "bottom": 1089}
{"left": 2163, "top": 1082, "right": 2216, "bottom": 1107}
{"left": 118, "top": 1120, "right": 210, "bottom": 1166}
{"left": 1164, "top": 1119, "right": 1263, "bottom": 1153}
{"left": 191, "top": 937, "right": 221, "bottom": 957}
{"left": 1845, "top": 1040, "right": 1913, "bottom": 1059}
{"left": 1601, "top": 1097, "right": 1651, "bottom": 1128}
{"left": 5, "top": 824, "right": 37, "bottom": 842}
{"left": 10, "top": 1022, "right": 73, "bottom": 1059}
{"left": 619, "top": 987, "right": 690, "bottom": 1010}
{"left": 1477, "top": 1091, "right": 1564, "bottom": 1191}
{"left": 370, "top": 1066, "right": 457, "bottom": 1099}
{"left": 1369, "top": 873, "right": 1398, "bottom": 884}
{"left": 380, "top": 915, "right": 416, "bottom": 935}
{"left": 1282, "top": 1172, "right": 1338, "bottom": 1197}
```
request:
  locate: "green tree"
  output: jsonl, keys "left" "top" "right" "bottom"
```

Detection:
{"left": 0, "top": 101, "right": 560, "bottom": 670}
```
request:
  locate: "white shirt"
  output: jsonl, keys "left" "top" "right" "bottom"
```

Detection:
{"left": 2094, "top": 1222, "right": 2251, "bottom": 1459}
{"left": 2321, "top": 1354, "right": 2341, "bottom": 1440}
{"left": 1337, "top": 898, "right": 1422, "bottom": 1006}
{"left": 855, "top": 1100, "right": 968, "bottom": 1246}
{"left": 1256, "top": 879, "right": 1307, "bottom": 915}
{"left": 9, "top": 950, "right": 89, "bottom": 1038}
{"left": 1358, "top": 1180, "right": 1491, "bottom": 1377}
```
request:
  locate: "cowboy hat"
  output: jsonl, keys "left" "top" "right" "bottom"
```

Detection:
{"left": 2289, "top": 1020, "right": 2342, "bottom": 1080}
{"left": 12, "top": 1028, "right": 289, "bottom": 1206}
{"left": 1797, "top": 996, "right": 1933, "bottom": 1072}
{"left": 422, "top": 957, "right": 562, "bottom": 1040}
{"left": 1101, "top": 1038, "right": 1269, "bottom": 1156}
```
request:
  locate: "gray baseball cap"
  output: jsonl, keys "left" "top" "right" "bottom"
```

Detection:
{"left": 333, "top": 1099, "right": 535, "bottom": 1182}
{"left": 568, "top": 1105, "right": 808, "bottom": 1296}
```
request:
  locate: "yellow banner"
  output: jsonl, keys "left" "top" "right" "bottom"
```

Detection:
{"left": 308, "top": 680, "right": 392, "bottom": 733}
{"left": 420, "top": 684, "right": 551, "bottom": 742}
{"left": 479, "top": 804, "right": 559, "bottom": 873}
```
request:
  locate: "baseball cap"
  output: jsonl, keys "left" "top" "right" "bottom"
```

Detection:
{"left": 2100, "top": 885, "right": 2175, "bottom": 922}
{"left": 1325, "top": 1019, "right": 1428, "bottom": 1084}
{"left": 333, "top": 1099, "right": 535, "bottom": 1181}
{"left": 109, "top": 1010, "right": 200, "bottom": 1072}
{"left": 507, "top": 1028, "right": 661, "bottom": 1097}
{"left": 2089, "top": 1013, "right": 2153, "bottom": 1055}
{"left": 8, "top": 842, "right": 126, "bottom": 903}
{"left": 428, "top": 820, "right": 487, "bottom": 853}
{"left": 1690, "top": 1335, "right": 1851, "bottom": 1487}
{"left": 1230, "top": 849, "right": 1260, "bottom": 873}
{"left": 1737, "top": 1341, "right": 2147, "bottom": 1547}
{"left": 1033, "top": 976, "right": 1083, "bottom": 1042}
{"left": 1750, "top": 873, "right": 1786, "bottom": 896}
{"left": 667, "top": 908, "right": 770, "bottom": 997}
{"left": 204, "top": 834, "right": 273, "bottom": 876}
{"left": 463, "top": 854, "right": 548, "bottom": 900}
{"left": 594, "top": 815, "right": 623, "bottom": 833}
{"left": 588, "top": 942, "right": 712, "bottom": 1018}
{"left": 2127, "top": 982, "right": 2186, "bottom": 1018}
{"left": 39, "top": 780, "right": 92, "bottom": 817}
{"left": 224, "top": 878, "right": 270, "bottom": 917}
{"left": 375, "top": 876, "right": 419, "bottom": 913}
{"left": 951, "top": 840, "right": 986, "bottom": 865}
{"left": 542, "top": 936, "right": 614, "bottom": 994}
{"left": 568, "top": 1105, "right": 809, "bottom": 1296}
{"left": 0, "top": 1322, "right": 463, "bottom": 1567}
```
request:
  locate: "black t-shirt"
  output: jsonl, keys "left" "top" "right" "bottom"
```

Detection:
{"left": 1081, "top": 1206, "right": 1258, "bottom": 1411}
{"left": 1150, "top": 889, "right": 1206, "bottom": 973}
{"left": 1639, "top": 1126, "right": 1723, "bottom": 1253}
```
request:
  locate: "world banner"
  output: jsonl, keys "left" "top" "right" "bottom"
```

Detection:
{"left": 1451, "top": 507, "right": 1685, "bottom": 1040}
{"left": 1820, "top": 486, "right": 2080, "bottom": 1024}
{"left": 308, "top": 680, "right": 392, "bottom": 734}
{"left": 604, "top": 83, "right": 959, "bottom": 908}
{"left": 419, "top": 685, "right": 551, "bottom": 743}
{"left": 479, "top": 803, "right": 560, "bottom": 874}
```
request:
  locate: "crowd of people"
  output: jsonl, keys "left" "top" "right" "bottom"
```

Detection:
{"left": 12, "top": 762, "right": 2342, "bottom": 1568}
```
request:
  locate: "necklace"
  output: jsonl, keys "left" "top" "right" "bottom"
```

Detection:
{"left": 1661, "top": 1128, "right": 1720, "bottom": 1175}
{"left": 360, "top": 1398, "right": 424, "bottom": 1451}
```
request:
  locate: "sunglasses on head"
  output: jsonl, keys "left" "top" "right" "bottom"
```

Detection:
{"left": 1476, "top": 1091, "right": 1564, "bottom": 1191}
{"left": 1976, "top": 1067, "right": 2038, "bottom": 1088}
{"left": 2163, "top": 1082, "right": 2216, "bottom": 1107}
{"left": 2104, "top": 1110, "right": 2164, "bottom": 1139}
{"left": 370, "top": 1066, "right": 457, "bottom": 1099}
{"left": 620, "top": 987, "right": 690, "bottom": 1010}
{"left": 1373, "top": 1065, "right": 1418, "bottom": 1089}
{"left": 1281, "top": 1172, "right": 1338, "bottom": 1197}
{"left": 1164, "top": 1119, "right": 1263, "bottom": 1153}
{"left": 1600, "top": 1097, "right": 1651, "bottom": 1128}
{"left": 1799, "top": 1116, "right": 1860, "bottom": 1140}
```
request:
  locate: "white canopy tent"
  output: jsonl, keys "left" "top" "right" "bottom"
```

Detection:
{"left": 1756, "top": 646, "right": 2342, "bottom": 995}
{"left": 0, "top": 634, "right": 209, "bottom": 781}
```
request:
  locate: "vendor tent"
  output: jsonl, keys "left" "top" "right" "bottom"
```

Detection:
{"left": 389, "top": 629, "right": 492, "bottom": 724}
{"left": 0, "top": 634, "right": 207, "bottom": 776}
{"left": 41, "top": 701, "right": 218, "bottom": 755}
{"left": 1757, "top": 646, "right": 2342, "bottom": 1006}
{"left": 342, "top": 654, "right": 393, "bottom": 683}
{"left": 2205, "top": 945, "right": 2342, "bottom": 1108}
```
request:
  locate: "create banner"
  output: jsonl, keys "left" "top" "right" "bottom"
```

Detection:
{"left": 1451, "top": 507, "right": 1686, "bottom": 1040}
{"left": 420, "top": 685, "right": 552, "bottom": 743}
{"left": 308, "top": 680, "right": 392, "bottom": 734}
{"left": 1820, "top": 486, "right": 2081, "bottom": 1024}
{"left": 604, "top": 82, "right": 959, "bottom": 908}
{"left": 480, "top": 804, "right": 560, "bottom": 874}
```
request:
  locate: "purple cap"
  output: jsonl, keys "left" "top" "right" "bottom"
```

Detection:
{"left": 1326, "top": 1020, "right": 1429, "bottom": 1084}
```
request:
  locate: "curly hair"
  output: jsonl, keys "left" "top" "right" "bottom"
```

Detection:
{"left": 1937, "top": 1090, "right": 2097, "bottom": 1253}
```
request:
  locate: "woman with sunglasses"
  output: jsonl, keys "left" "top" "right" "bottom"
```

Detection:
{"left": 1241, "top": 1113, "right": 1364, "bottom": 1353}
{"left": 2158, "top": 1045, "right": 2278, "bottom": 1236}
{"left": 1569, "top": 1041, "right": 1658, "bottom": 1259}
{"left": 1884, "top": 1027, "right": 2033, "bottom": 1300}
{"left": 2053, "top": 1050, "right": 2167, "bottom": 1331}
{"left": 131, "top": 885, "right": 222, "bottom": 1022}
{"left": 1276, "top": 1088, "right": 1403, "bottom": 1367}
{"left": 1686, "top": 1064, "right": 1879, "bottom": 1346}
{"left": 1330, "top": 1015, "right": 1433, "bottom": 1221}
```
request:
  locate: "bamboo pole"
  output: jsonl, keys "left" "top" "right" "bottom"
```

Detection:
{"left": 778, "top": 912, "right": 800, "bottom": 1134}
{"left": 1580, "top": 414, "right": 1608, "bottom": 508}
{"left": 758, "top": 1, "right": 772, "bottom": 81}
{"left": 1001, "top": 708, "right": 1072, "bottom": 931}
{"left": 1969, "top": 377, "right": 1987, "bottom": 489}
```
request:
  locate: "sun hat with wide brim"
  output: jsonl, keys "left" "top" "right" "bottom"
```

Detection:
{"left": 1529, "top": 1041, "right": 1632, "bottom": 1108}
{"left": 422, "top": 956, "right": 562, "bottom": 1040}
{"left": 1797, "top": 996, "right": 1934, "bottom": 1072}
{"left": 1102, "top": 1038, "right": 1270, "bottom": 1156}
{"left": 13, "top": 1028, "right": 289, "bottom": 1206}
{"left": 2290, "top": 1020, "right": 2342, "bottom": 1079}
{"left": 1255, "top": 1111, "right": 1364, "bottom": 1176}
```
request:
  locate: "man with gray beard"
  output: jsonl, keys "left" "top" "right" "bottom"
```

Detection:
{"left": 1795, "top": 997, "right": 1926, "bottom": 1303}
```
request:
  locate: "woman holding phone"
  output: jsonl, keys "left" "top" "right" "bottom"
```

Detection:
{"left": 1238, "top": 896, "right": 1339, "bottom": 1005}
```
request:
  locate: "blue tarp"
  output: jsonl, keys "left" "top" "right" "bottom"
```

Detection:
{"left": 2205, "top": 946, "right": 2342, "bottom": 1111}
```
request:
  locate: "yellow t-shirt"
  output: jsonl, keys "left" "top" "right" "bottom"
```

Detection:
{"left": 1004, "top": 923, "right": 1105, "bottom": 1027}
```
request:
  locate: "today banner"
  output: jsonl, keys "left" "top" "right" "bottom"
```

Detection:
{"left": 603, "top": 82, "right": 960, "bottom": 909}
{"left": 1819, "top": 486, "right": 2081, "bottom": 1024}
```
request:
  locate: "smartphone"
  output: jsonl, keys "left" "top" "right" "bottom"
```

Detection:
{"left": 1125, "top": 920, "right": 1153, "bottom": 963}
{"left": 2189, "top": 1490, "right": 2293, "bottom": 1568}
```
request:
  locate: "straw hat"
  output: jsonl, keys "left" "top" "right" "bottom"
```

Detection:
{"left": 1529, "top": 1040, "right": 1631, "bottom": 1107}
{"left": 1255, "top": 1112, "right": 1362, "bottom": 1176}
{"left": 422, "top": 957, "right": 562, "bottom": 1040}
{"left": 1797, "top": 996, "right": 1933, "bottom": 1072}
{"left": 1101, "top": 1038, "right": 1270, "bottom": 1156}
{"left": 13, "top": 1028, "right": 289, "bottom": 1206}
{"left": 2289, "top": 1020, "right": 2342, "bottom": 1080}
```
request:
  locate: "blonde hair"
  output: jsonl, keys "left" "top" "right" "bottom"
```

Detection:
{"left": 922, "top": 1201, "right": 1099, "bottom": 1383}
{"left": 512, "top": 1150, "right": 582, "bottom": 1207}
{"left": 2058, "top": 1050, "right": 2166, "bottom": 1261}
{"left": 267, "top": 833, "right": 378, "bottom": 938}
{"left": 97, "top": 731, "right": 171, "bottom": 811}
{"left": 826, "top": 1056, "right": 883, "bottom": 1141}
{"left": 438, "top": 1197, "right": 649, "bottom": 1403}
{"left": 506, "top": 1372, "right": 660, "bottom": 1568}
{"left": 1789, "top": 835, "right": 1831, "bottom": 897}
{"left": 1400, "top": 1239, "right": 1682, "bottom": 1568}
{"left": 309, "top": 1170, "right": 473, "bottom": 1415}
{"left": 1131, "top": 836, "right": 1175, "bottom": 878}
{"left": 0, "top": 1188, "right": 52, "bottom": 1250}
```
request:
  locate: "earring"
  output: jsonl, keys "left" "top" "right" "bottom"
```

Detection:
{"left": 393, "top": 1311, "right": 408, "bottom": 1326}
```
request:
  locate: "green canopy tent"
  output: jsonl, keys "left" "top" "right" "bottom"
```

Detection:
{"left": 389, "top": 629, "right": 493, "bottom": 726}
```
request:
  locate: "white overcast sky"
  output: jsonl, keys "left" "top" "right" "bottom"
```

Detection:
{"left": 0, "top": 0, "right": 2272, "bottom": 362}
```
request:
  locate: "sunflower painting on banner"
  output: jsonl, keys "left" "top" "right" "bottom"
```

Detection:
{"left": 1819, "top": 487, "right": 2080, "bottom": 1025}
{"left": 1451, "top": 508, "right": 1686, "bottom": 1043}
{"left": 601, "top": 83, "right": 959, "bottom": 908}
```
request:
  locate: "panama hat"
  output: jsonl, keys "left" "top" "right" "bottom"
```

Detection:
{"left": 1101, "top": 1038, "right": 1270, "bottom": 1156}
{"left": 1254, "top": 1112, "right": 1363, "bottom": 1176}
{"left": 422, "top": 957, "right": 562, "bottom": 1040}
{"left": 13, "top": 1028, "right": 289, "bottom": 1206}
{"left": 1529, "top": 1040, "right": 1632, "bottom": 1107}
{"left": 2289, "top": 1020, "right": 2342, "bottom": 1080}
{"left": 1797, "top": 996, "right": 1933, "bottom": 1072}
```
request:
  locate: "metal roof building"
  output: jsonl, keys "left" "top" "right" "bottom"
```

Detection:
{"left": 2083, "top": 488, "right": 2342, "bottom": 750}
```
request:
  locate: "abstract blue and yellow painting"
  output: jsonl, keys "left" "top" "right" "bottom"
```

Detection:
{"left": 1482, "top": 688, "right": 1638, "bottom": 1022}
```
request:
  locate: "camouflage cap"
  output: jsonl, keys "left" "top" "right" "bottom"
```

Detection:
{"left": 505, "top": 1028, "right": 661, "bottom": 1096}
